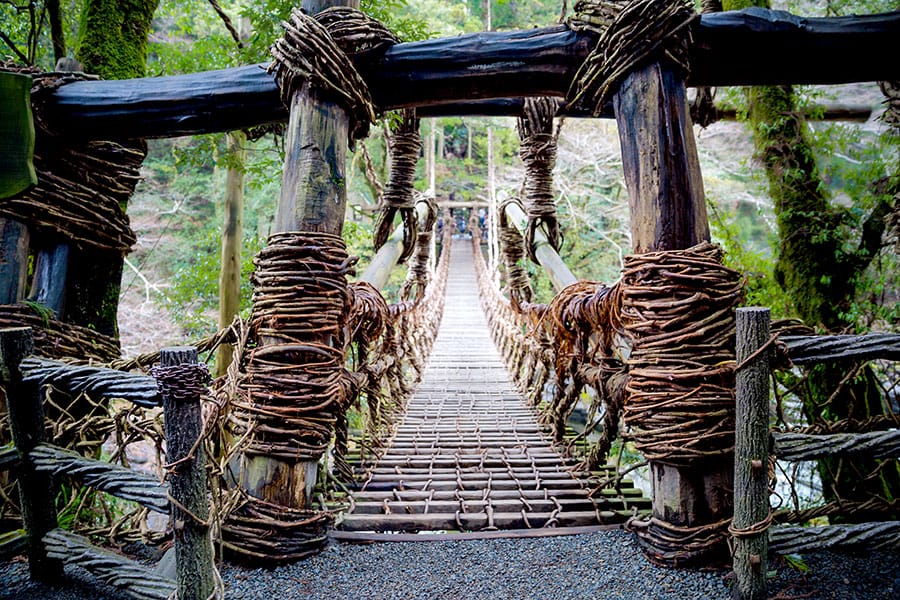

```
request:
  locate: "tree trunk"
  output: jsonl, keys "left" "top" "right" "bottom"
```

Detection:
{"left": 66, "top": 0, "right": 160, "bottom": 340}
{"left": 724, "top": 0, "right": 900, "bottom": 509}
{"left": 215, "top": 131, "right": 245, "bottom": 378}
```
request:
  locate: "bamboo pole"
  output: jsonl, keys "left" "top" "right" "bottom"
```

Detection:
{"left": 503, "top": 202, "right": 577, "bottom": 292}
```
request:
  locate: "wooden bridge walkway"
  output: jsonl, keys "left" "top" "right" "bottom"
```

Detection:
{"left": 339, "top": 240, "right": 649, "bottom": 533}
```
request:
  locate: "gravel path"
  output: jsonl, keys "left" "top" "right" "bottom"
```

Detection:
{"left": 2, "top": 529, "right": 898, "bottom": 599}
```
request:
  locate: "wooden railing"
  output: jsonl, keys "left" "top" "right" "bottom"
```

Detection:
{"left": 0, "top": 327, "right": 216, "bottom": 600}
{"left": 732, "top": 308, "right": 900, "bottom": 600}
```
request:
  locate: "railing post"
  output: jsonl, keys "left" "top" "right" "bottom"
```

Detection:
{"left": 733, "top": 308, "right": 772, "bottom": 600}
{"left": 0, "top": 327, "right": 62, "bottom": 581}
{"left": 155, "top": 347, "right": 215, "bottom": 600}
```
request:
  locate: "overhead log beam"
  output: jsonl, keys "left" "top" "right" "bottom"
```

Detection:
{"left": 44, "top": 9, "right": 900, "bottom": 140}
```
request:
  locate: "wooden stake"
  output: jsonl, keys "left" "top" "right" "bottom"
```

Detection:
{"left": 159, "top": 347, "right": 215, "bottom": 600}
{"left": 28, "top": 243, "right": 70, "bottom": 318}
{"left": 0, "top": 327, "right": 62, "bottom": 581}
{"left": 733, "top": 308, "right": 771, "bottom": 600}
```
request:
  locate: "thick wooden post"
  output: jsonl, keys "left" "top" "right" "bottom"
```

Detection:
{"left": 0, "top": 327, "right": 63, "bottom": 581}
{"left": 239, "top": 0, "right": 358, "bottom": 512}
{"left": 0, "top": 219, "right": 30, "bottom": 304}
{"left": 28, "top": 243, "right": 70, "bottom": 318}
{"left": 614, "top": 61, "right": 730, "bottom": 565}
{"left": 158, "top": 347, "right": 215, "bottom": 600}
{"left": 733, "top": 308, "right": 771, "bottom": 600}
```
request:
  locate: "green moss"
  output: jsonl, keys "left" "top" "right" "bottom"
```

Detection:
{"left": 75, "top": 0, "right": 160, "bottom": 80}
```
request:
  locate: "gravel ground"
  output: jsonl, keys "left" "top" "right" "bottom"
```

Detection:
{"left": 1, "top": 530, "right": 898, "bottom": 600}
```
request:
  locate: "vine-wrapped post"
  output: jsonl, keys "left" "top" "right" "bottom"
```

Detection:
{"left": 0, "top": 327, "right": 63, "bottom": 582}
{"left": 224, "top": 0, "right": 363, "bottom": 558}
{"left": 567, "top": 0, "right": 734, "bottom": 565}
{"left": 154, "top": 346, "right": 215, "bottom": 600}
{"left": 733, "top": 308, "right": 771, "bottom": 600}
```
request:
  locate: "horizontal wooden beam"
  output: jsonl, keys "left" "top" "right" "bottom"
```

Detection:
{"left": 43, "top": 9, "right": 900, "bottom": 140}
{"left": 0, "top": 529, "right": 27, "bottom": 561}
{"left": 418, "top": 99, "right": 873, "bottom": 121}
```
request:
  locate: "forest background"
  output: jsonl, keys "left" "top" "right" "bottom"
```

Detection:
{"left": 0, "top": 0, "right": 897, "bottom": 359}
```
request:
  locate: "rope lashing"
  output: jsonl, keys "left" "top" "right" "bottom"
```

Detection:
{"left": 150, "top": 363, "right": 212, "bottom": 404}
{"left": 0, "top": 64, "right": 141, "bottom": 252}
{"left": 497, "top": 197, "right": 534, "bottom": 307}
{"left": 566, "top": 0, "right": 696, "bottom": 115}
{"left": 400, "top": 194, "right": 438, "bottom": 302}
{"left": 269, "top": 7, "right": 398, "bottom": 145}
{"left": 627, "top": 515, "right": 731, "bottom": 566}
{"left": 620, "top": 242, "right": 745, "bottom": 466}
{"left": 374, "top": 108, "right": 423, "bottom": 263}
{"left": 516, "top": 97, "right": 562, "bottom": 263}
{"left": 227, "top": 231, "right": 356, "bottom": 461}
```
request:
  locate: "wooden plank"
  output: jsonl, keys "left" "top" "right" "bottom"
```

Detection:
{"left": 772, "top": 430, "right": 900, "bottom": 461}
{"left": 29, "top": 443, "right": 168, "bottom": 514}
{"left": 0, "top": 443, "right": 19, "bottom": 472}
{"left": 351, "top": 496, "right": 651, "bottom": 515}
{"left": 42, "top": 10, "right": 900, "bottom": 140}
{"left": 351, "top": 487, "right": 638, "bottom": 502}
{"left": 329, "top": 523, "right": 623, "bottom": 543}
{"left": 158, "top": 347, "right": 215, "bottom": 600}
{"left": 733, "top": 308, "right": 771, "bottom": 600}
{"left": 0, "top": 529, "right": 27, "bottom": 560}
{"left": 360, "top": 478, "right": 589, "bottom": 493}
{"left": 780, "top": 333, "right": 900, "bottom": 365}
{"left": 0, "top": 327, "right": 63, "bottom": 582}
{"left": 339, "top": 509, "right": 632, "bottom": 532}
{"left": 43, "top": 528, "right": 176, "bottom": 600}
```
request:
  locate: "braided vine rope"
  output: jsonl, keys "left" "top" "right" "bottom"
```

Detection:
{"left": 400, "top": 194, "right": 437, "bottom": 302}
{"left": 269, "top": 7, "right": 397, "bottom": 144}
{"left": 497, "top": 197, "right": 534, "bottom": 307}
{"left": 0, "top": 304, "right": 120, "bottom": 363}
{"left": 517, "top": 97, "right": 563, "bottom": 263}
{"left": 0, "top": 64, "right": 141, "bottom": 252}
{"left": 373, "top": 109, "right": 423, "bottom": 263}
{"left": 567, "top": 0, "right": 696, "bottom": 114}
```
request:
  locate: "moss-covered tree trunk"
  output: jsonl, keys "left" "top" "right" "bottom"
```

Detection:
{"left": 66, "top": 0, "right": 159, "bottom": 338}
{"left": 724, "top": 0, "right": 900, "bottom": 511}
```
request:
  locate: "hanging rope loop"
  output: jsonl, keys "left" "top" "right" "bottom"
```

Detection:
{"left": 517, "top": 97, "right": 562, "bottom": 263}
{"left": 567, "top": 0, "right": 696, "bottom": 115}
{"left": 401, "top": 194, "right": 438, "bottom": 302}
{"left": 268, "top": 7, "right": 398, "bottom": 145}
{"left": 373, "top": 108, "right": 423, "bottom": 263}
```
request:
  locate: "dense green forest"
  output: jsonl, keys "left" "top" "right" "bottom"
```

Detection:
{"left": 0, "top": 0, "right": 897, "bottom": 355}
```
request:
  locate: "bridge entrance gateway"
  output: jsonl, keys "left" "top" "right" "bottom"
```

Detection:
{"left": 1, "top": 1, "right": 899, "bottom": 599}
